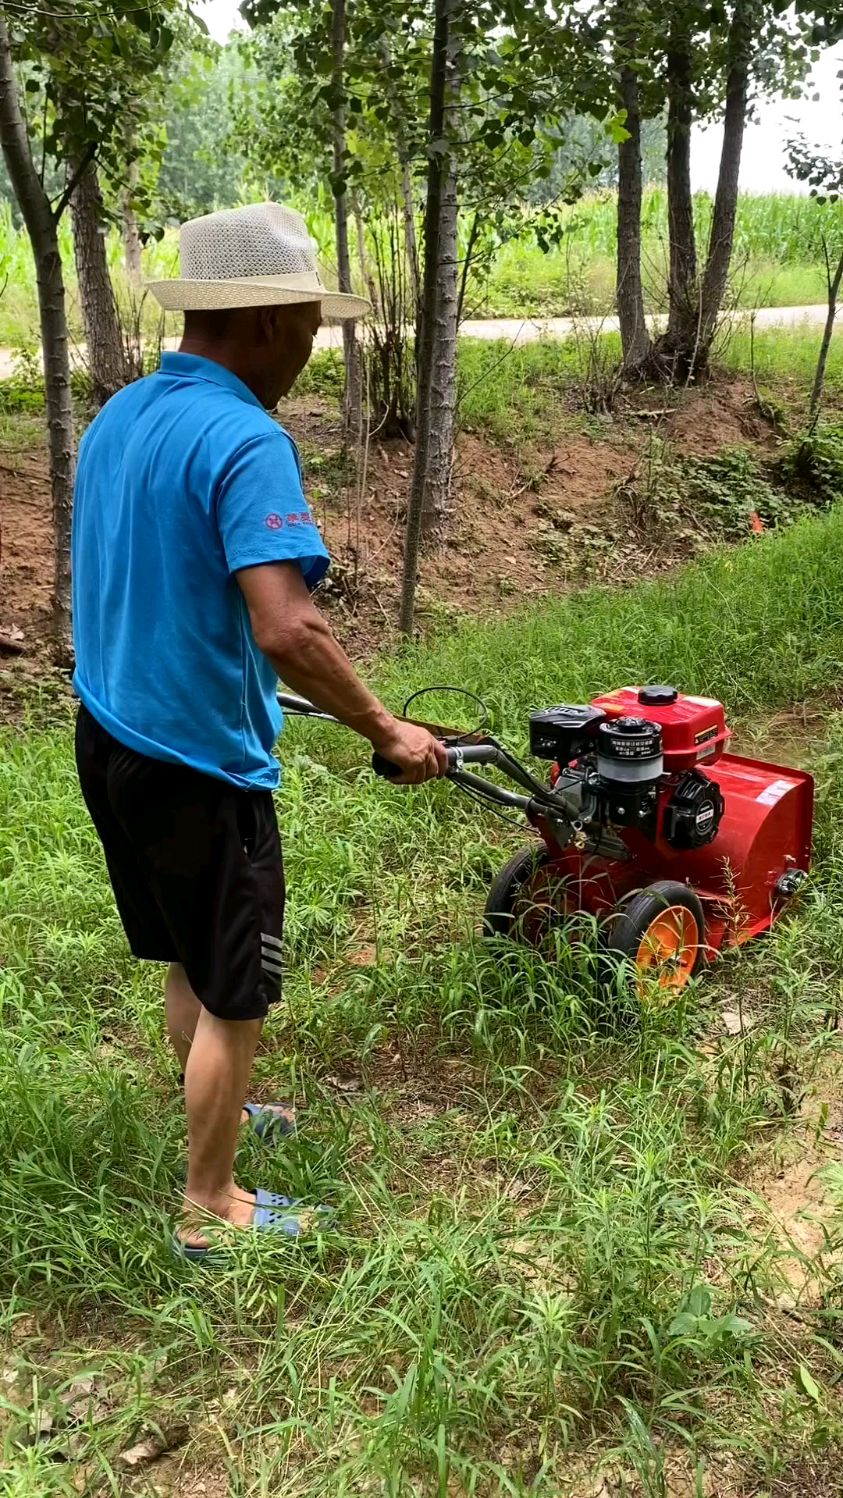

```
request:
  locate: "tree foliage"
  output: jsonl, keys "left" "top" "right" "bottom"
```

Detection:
{"left": 6, "top": 0, "right": 182, "bottom": 219}
{"left": 156, "top": 39, "right": 256, "bottom": 221}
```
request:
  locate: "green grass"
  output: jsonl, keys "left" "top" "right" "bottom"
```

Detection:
{"left": 370, "top": 504, "right": 843, "bottom": 732}
{"left": 453, "top": 323, "right": 843, "bottom": 443}
{"left": 722, "top": 321, "right": 843, "bottom": 391}
{"left": 285, "top": 326, "right": 843, "bottom": 453}
{"left": 5, "top": 514, "right": 843, "bottom": 1491}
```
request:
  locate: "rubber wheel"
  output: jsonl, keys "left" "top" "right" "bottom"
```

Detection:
{"left": 600, "top": 880, "right": 705, "bottom": 1005}
{"left": 484, "top": 845, "right": 564, "bottom": 945}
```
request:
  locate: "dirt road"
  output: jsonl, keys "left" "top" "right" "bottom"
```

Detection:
{"left": 0, "top": 303, "right": 833, "bottom": 380}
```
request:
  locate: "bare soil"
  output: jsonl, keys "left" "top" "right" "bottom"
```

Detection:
{"left": 0, "top": 436, "right": 51, "bottom": 641}
{"left": 0, "top": 376, "right": 781, "bottom": 683}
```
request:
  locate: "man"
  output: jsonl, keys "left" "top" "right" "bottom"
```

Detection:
{"left": 72, "top": 202, "right": 445, "bottom": 1258}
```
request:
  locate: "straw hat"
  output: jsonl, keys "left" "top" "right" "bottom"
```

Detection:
{"left": 147, "top": 202, "right": 370, "bottom": 319}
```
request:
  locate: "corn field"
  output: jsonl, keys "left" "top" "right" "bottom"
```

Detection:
{"left": 1, "top": 189, "right": 840, "bottom": 346}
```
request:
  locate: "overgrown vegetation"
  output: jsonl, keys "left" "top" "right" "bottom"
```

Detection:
{"left": 4, "top": 512, "right": 843, "bottom": 1492}
{"left": 617, "top": 431, "right": 843, "bottom": 545}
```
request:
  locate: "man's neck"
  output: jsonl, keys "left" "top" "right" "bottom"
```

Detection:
{"left": 178, "top": 336, "right": 264, "bottom": 402}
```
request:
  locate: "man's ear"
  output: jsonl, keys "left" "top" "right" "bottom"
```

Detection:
{"left": 256, "top": 305, "right": 281, "bottom": 344}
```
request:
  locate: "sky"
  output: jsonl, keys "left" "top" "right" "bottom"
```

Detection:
{"left": 196, "top": 0, "right": 842, "bottom": 194}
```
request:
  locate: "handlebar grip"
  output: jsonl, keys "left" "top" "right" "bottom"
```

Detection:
{"left": 372, "top": 747, "right": 458, "bottom": 780}
{"left": 372, "top": 752, "right": 403, "bottom": 779}
{"left": 372, "top": 749, "right": 458, "bottom": 784}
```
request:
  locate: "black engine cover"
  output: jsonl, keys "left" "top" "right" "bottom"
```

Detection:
{"left": 665, "top": 770, "right": 725, "bottom": 849}
{"left": 529, "top": 704, "right": 606, "bottom": 763}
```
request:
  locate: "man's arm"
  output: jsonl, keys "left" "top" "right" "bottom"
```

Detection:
{"left": 237, "top": 561, "right": 446, "bottom": 785}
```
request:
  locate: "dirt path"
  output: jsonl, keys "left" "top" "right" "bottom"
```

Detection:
{"left": 0, "top": 303, "right": 835, "bottom": 379}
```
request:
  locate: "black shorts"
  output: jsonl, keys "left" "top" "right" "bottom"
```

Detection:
{"left": 75, "top": 704, "right": 285, "bottom": 1022}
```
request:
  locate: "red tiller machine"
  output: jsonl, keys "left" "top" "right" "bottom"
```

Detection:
{"left": 281, "top": 685, "right": 814, "bottom": 1001}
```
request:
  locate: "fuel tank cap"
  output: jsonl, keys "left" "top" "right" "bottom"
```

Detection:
{"left": 638, "top": 685, "right": 679, "bottom": 706}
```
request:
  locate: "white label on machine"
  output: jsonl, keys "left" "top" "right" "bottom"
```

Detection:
{"left": 756, "top": 778, "right": 795, "bottom": 806}
{"left": 684, "top": 695, "right": 720, "bottom": 707}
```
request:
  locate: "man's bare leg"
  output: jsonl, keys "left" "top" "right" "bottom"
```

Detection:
{"left": 165, "top": 962, "right": 200, "bottom": 1073}
{"left": 181, "top": 1009, "right": 263, "bottom": 1240}
{"left": 165, "top": 962, "right": 295, "bottom": 1132}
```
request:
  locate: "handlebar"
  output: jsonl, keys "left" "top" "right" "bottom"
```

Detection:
{"left": 278, "top": 688, "right": 578, "bottom": 824}
{"left": 372, "top": 744, "right": 495, "bottom": 780}
{"left": 371, "top": 742, "right": 581, "bottom": 825}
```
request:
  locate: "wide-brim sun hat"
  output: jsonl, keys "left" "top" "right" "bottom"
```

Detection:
{"left": 147, "top": 202, "right": 371, "bottom": 320}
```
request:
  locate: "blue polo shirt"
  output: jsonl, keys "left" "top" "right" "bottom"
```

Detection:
{"left": 71, "top": 352, "right": 330, "bottom": 789}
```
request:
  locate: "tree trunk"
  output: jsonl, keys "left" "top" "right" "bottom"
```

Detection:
{"left": 809, "top": 244, "right": 843, "bottom": 426}
{"left": 122, "top": 198, "right": 142, "bottom": 282}
{"left": 651, "top": 33, "right": 699, "bottom": 374}
{"left": 70, "top": 157, "right": 128, "bottom": 406}
{"left": 400, "top": 160, "right": 421, "bottom": 316}
{"left": 616, "top": 62, "right": 651, "bottom": 371}
{"left": 353, "top": 197, "right": 377, "bottom": 309}
{"left": 691, "top": 1, "right": 750, "bottom": 372}
{"left": 665, "top": 40, "right": 697, "bottom": 323}
{"left": 122, "top": 156, "right": 142, "bottom": 283}
{"left": 420, "top": 160, "right": 458, "bottom": 546}
{"left": 0, "top": 11, "right": 74, "bottom": 659}
{"left": 331, "top": 0, "right": 362, "bottom": 441}
{"left": 399, "top": 0, "right": 452, "bottom": 635}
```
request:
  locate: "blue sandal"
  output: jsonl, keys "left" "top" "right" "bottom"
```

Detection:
{"left": 172, "top": 1188, "right": 330, "bottom": 1261}
{"left": 242, "top": 1101, "right": 297, "bottom": 1142}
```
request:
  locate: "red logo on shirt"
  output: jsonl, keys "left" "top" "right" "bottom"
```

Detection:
{"left": 265, "top": 513, "right": 284, "bottom": 530}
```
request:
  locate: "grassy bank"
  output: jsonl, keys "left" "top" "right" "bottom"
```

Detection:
{"left": 3, "top": 512, "right": 843, "bottom": 1492}
{"left": 8, "top": 321, "right": 834, "bottom": 454}
{"left": 289, "top": 323, "right": 843, "bottom": 448}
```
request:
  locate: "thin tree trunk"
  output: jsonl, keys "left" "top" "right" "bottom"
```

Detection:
{"left": 399, "top": 0, "right": 452, "bottom": 635}
{"left": 70, "top": 157, "right": 128, "bottom": 406}
{"left": 420, "top": 160, "right": 459, "bottom": 546}
{"left": 122, "top": 156, "right": 142, "bottom": 282}
{"left": 616, "top": 62, "right": 651, "bottom": 371}
{"left": 694, "top": 2, "right": 750, "bottom": 367}
{"left": 650, "top": 34, "right": 700, "bottom": 377}
{"left": 664, "top": 36, "right": 697, "bottom": 337}
{"left": 353, "top": 197, "right": 377, "bottom": 309}
{"left": 378, "top": 29, "right": 421, "bottom": 392}
{"left": 400, "top": 161, "right": 421, "bottom": 316}
{"left": 0, "top": 11, "right": 74, "bottom": 659}
{"left": 809, "top": 242, "right": 843, "bottom": 426}
{"left": 331, "top": 0, "right": 362, "bottom": 441}
{"left": 456, "top": 208, "right": 481, "bottom": 326}
{"left": 122, "top": 198, "right": 142, "bottom": 281}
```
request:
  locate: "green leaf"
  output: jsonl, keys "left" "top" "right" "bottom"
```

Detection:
{"left": 795, "top": 1365, "right": 822, "bottom": 1403}
{"left": 719, "top": 1314, "right": 754, "bottom": 1338}
{"left": 667, "top": 1311, "right": 698, "bottom": 1337}
{"left": 686, "top": 1284, "right": 713, "bottom": 1318}
{"left": 607, "top": 111, "right": 631, "bottom": 145}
